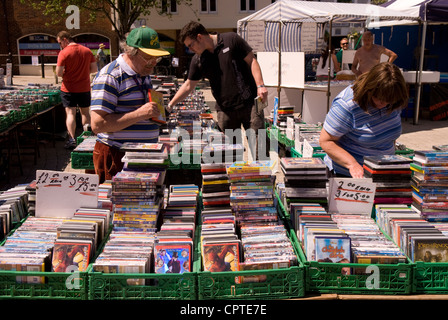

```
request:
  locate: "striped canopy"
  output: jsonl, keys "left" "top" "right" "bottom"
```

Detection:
{"left": 237, "top": 0, "right": 420, "bottom": 52}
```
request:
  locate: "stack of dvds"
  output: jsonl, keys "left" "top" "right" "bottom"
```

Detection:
{"left": 375, "top": 204, "right": 448, "bottom": 263}
{"left": 301, "top": 216, "right": 351, "bottom": 264}
{"left": 226, "top": 160, "right": 278, "bottom": 227}
{"left": 97, "top": 180, "right": 113, "bottom": 211}
{"left": 201, "top": 143, "right": 244, "bottom": 164}
{"left": 52, "top": 217, "right": 102, "bottom": 272}
{"left": 280, "top": 157, "right": 329, "bottom": 208}
{"left": 181, "top": 138, "right": 208, "bottom": 155}
{"left": 332, "top": 213, "right": 407, "bottom": 267}
{"left": 154, "top": 185, "right": 198, "bottom": 274}
{"left": 238, "top": 225, "right": 297, "bottom": 279}
{"left": 290, "top": 202, "right": 328, "bottom": 232}
{"left": 201, "top": 163, "right": 231, "bottom": 208}
{"left": 92, "top": 230, "right": 155, "bottom": 283}
{"left": 200, "top": 208, "right": 240, "bottom": 272}
{"left": 0, "top": 216, "right": 65, "bottom": 282}
{"left": 111, "top": 171, "right": 162, "bottom": 232}
{"left": 410, "top": 150, "right": 448, "bottom": 222}
{"left": 363, "top": 155, "right": 413, "bottom": 205}
{"left": 158, "top": 133, "right": 180, "bottom": 156}
{"left": 296, "top": 206, "right": 409, "bottom": 268}
{"left": 276, "top": 105, "right": 294, "bottom": 134}
{"left": 0, "top": 184, "right": 31, "bottom": 226}
{"left": 73, "top": 135, "right": 96, "bottom": 153}
{"left": 120, "top": 142, "right": 169, "bottom": 172}
{"left": 294, "top": 123, "right": 323, "bottom": 156}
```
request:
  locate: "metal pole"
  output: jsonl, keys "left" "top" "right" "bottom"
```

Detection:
{"left": 414, "top": 20, "right": 427, "bottom": 125}
{"left": 277, "top": 21, "right": 282, "bottom": 109}
{"left": 41, "top": 54, "right": 45, "bottom": 78}
{"left": 327, "top": 20, "right": 333, "bottom": 113}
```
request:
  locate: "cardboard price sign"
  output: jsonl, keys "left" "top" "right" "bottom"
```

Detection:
{"left": 328, "top": 178, "right": 376, "bottom": 214}
{"left": 35, "top": 170, "right": 99, "bottom": 218}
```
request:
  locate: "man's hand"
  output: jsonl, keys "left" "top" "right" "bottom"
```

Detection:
{"left": 139, "top": 102, "right": 160, "bottom": 119}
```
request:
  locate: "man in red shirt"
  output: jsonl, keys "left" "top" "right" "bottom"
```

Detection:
{"left": 56, "top": 31, "right": 97, "bottom": 149}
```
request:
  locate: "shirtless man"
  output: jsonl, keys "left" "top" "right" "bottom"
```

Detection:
{"left": 351, "top": 31, "right": 397, "bottom": 77}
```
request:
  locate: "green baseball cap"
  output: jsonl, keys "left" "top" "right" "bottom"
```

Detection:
{"left": 126, "top": 26, "right": 170, "bottom": 56}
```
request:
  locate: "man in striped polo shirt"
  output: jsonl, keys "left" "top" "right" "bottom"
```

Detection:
{"left": 90, "top": 26, "right": 170, "bottom": 183}
{"left": 319, "top": 62, "right": 408, "bottom": 178}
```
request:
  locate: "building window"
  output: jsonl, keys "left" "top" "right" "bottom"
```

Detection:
{"left": 161, "top": 0, "right": 178, "bottom": 13}
{"left": 201, "top": 0, "right": 217, "bottom": 13}
{"left": 240, "top": 0, "right": 256, "bottom": 12}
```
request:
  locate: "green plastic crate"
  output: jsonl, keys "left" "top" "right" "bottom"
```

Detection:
{"left": 412, "top": 261, "right": 448, "bottom": 294}
{"left": 178, "top": 152, "right": 202, "bottom": 170}
{"left": 290, "top": 147, "right": 326, "bottom": 159}
{"left": 88, "top": 222, "right": 201, "bottom": 300}
{"left": 196, "top": 213, "right": 305, "bottom": 299}
{"left": 0, "top": 114, "right": 14, "bottom": 132}
{"left": 0, "top": 270, "right": 89, "bottom": 300}
{"left": 76, "top": 131, "right": 94, "bottom": 145}
{"left": 276, "top": 191, "right": 414, "bottom": 295}
{"left": 71, "top": 152, "right": 94, "bottom": 170}
{"left": 88, "top": 271, "right": 197, "bottom": 300}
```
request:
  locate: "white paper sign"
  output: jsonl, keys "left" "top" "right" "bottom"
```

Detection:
{"left": 247, "top": 21, "right": 265, "bottom": 52}
{"left": 32, "top": 56, "right": 39, "bottom": 66}
{"left": 35, "top": 170, "right": 99, "bottom": 218}
{"left": 302, "top": 139, "right": 314, "bottom": 158}
{"left": 300, "top": 23, "right": 317, "bottom": 52}
{"left": 328, "top": 178, "right": 376, "bottom": 214}
{"left": 257, "top": 52, "right": 305, "bottom": 88}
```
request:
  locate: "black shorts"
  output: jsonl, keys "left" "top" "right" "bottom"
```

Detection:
{"left": 60, "top": 91, "right": 91, "bottom": 108}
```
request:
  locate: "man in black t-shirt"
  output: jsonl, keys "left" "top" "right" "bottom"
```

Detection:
{"left": 168, "top": 21, "right": 268, "bottom": 159}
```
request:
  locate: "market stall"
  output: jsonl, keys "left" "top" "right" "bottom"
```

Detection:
{"left": 380, "top": 0, "right": 448, "bottom": 124}
{"left": 237, "top": 0, "right": 420, "bottom": 121}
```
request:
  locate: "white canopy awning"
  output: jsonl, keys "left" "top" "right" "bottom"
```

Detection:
{"left": 237, "top": 0, "right": 420, "bottom": 25}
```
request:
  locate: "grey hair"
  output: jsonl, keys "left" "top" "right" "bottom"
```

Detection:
{"left": 119, "top": 40, "right": 139, "bottom": 56}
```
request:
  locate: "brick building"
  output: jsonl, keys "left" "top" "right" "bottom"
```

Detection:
{"left": 0, "top": 0, "right": 119, "bottom": 76}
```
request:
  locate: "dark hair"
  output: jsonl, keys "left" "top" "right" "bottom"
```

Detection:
{"left": 179, "top": 21, "right": 208, "bottom": 44}
{"left": 353, "top": 62, "right": 408, "bottom": 113}
{"left": 320, "top": 44, "right": 335, "bottom": 69}
{"left": 57, "top": 31, "right": 72, "bottom": 41}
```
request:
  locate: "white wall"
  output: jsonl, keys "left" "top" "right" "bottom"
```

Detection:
{"left": 142, "top": 0, "right": 273, "bottom": 30}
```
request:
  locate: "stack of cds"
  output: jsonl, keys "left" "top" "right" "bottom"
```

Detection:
{"left": 280, "top": 157, "right": 329, "bottom": 209}
{"left": 201, "top": 163, "right": 231, "bottom": 208}
{"left": 92, "top": 230, "right": 155, "bottom": 283}
{"left": 111, "top": 171, "right": 162, "bottom": 232}
{"left": 226, "top": 160, "right": 277, "bottom": 227}
{"left": 410, "top": 150, "right": 448, "bottom": 221}
{"left": 238, "top": 224, "right": 297, "bottom": 281}
{"left": 363, "top": 154, "right": 413, "bottom": 205}
{"left": 201, "top": 144, "right": 244, "bottom": 165}
{"left": 120, "top": 142, "right": 169, "bottom": 172}
{"left": 154, "top": 185, "right": 198, "bottom": 274}
{"left": 276, "top": 105, "right": 294, "bottom": 134}
{"left": 0, "top": 216, "right": 64, "bottom": 282}
{"left": 375, "top": 204, "right": 448, "bottom": 263}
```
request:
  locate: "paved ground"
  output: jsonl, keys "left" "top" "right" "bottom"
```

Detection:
{"left": 1, "top": 75, "right": 447, "bottom": 191}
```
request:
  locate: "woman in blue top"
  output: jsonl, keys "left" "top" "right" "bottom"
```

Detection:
{"left": 320, "top": 62, "right": 408, "bottom": 178}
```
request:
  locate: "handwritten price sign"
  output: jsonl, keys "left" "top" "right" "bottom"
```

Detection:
{"left": 35, "top": 170, "right": 99, "bottom": 218}
{"left": 328, "top": 178, "right": 376, "bottom": 214}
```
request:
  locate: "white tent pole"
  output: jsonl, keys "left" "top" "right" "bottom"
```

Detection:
{"left": 278, "top": 21, "right": 282, "bottom": 109}
{"left": 414, "top": 2, "right": 429, "bottom": 125}
{"left": 327, "top": 20, "right": 333, "bottom": 112}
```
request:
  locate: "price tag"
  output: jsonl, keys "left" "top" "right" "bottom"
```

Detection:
{"left": 35, "top": 170, "right": 99, "bottom": 218}
{"left": 328, "top": 177, "right": 376, "bottom": 214}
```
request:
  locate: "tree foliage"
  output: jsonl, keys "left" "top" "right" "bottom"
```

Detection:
{"left": 21, "top": 0, "right": 192, "bottom": 39}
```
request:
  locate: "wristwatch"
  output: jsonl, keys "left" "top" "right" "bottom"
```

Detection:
{"left": 257, "top": 85, "right": 265, "bottom": 88}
